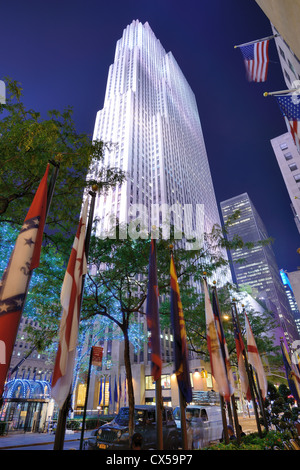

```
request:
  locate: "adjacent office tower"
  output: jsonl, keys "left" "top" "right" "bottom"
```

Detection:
{"left": 220, "top": 193, "right": 299, "bottom": 345}
{"left": 91, "top": 20, "right": 224, "bottom": 253}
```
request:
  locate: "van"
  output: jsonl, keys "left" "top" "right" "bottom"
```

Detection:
{"left": 173, "top": 405, "right": 223, "bottom": 449}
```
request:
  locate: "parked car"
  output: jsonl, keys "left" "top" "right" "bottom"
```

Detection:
{"left": 173, "top": 405, "right": 223, "bottom": 449}
{"left": 93, "top": 405, "right": 179, "bottom": 450}
{"left": 85, "top": 429, "right": 98, "bottom": 450}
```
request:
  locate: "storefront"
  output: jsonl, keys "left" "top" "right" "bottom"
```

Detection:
{"left": 0, "top": 378, "right": 52, "bottom": 433}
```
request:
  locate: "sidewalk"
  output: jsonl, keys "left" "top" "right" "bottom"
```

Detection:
{"left": 0, "top": 428, "right": 94, "bottom": 450}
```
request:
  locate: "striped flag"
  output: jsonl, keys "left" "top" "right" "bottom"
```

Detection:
{"left": 280, "top": 339, "right": 300, "bottom": 405}
{"left": 146, "top": 239, "right": 162, "bottom": 381}
{"left": 0, "top": 164, "right": 49, "bottom": 397}
{"left": 51, "top": 198, "right": 88, "bottom": 408}
{"left": 204, "top": 279, "right": 232, "bottom": 402}
{"left": 276, "top": 94, "right": 300, "bottom": 152}
{"left": 240, "top": 39, "right": 269, "bottom": 82}
{"left": 212, "top": 288, "right": 235, "bottom": 395}
{"left": 170, "top": 252, "right": 192, "bottom": 403}
{"left": 231, "top": 306, "right": 251, "bottom": 401}
{"left": 244, "top": 311, "right": 268, "bottom": 399}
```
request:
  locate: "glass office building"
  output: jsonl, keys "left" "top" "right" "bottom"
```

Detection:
{"left": 220, "top": 192, "right": 299, "bottom": 345}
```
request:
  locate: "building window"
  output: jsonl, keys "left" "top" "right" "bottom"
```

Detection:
{"left": 294, "top": 173, "right": 300, "bottom": 183}
{"left": 280, "top": 142, "right": 288, "bottom": 150}
{"left": 145, "top": 374, "right": 171, "bottom": 390}
{"left": 284, "top": 152, "right": 293, "bottom": 161}
{"left": 289, "top": 162, "right": 298, "bottom": 171}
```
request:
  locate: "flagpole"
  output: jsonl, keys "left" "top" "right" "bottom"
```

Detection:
{"left": 263, "top": 87, "right": 300, "bottom": 97}
{"left": 179, "top": 389, "right": 189, "bottom": 450}
{"left": 234, "top": 34, "right": 278, "bottom": 49}
{"left": 252, "top": 366, "right": 268, "bottom": 432}
{"left": 53, "top": 188, "right": 97, "bottom": 450}
{"left": 232, "top": 302, "right": 262, "bottom": 437}
{"left": 46, "top": 159, "right": 60, "bottom": 218}
{"left": 155, "top": 377, "right": 163, "bottom": 450}
{"left": 79, "top": 347, "right": 93, "bottom": 450}
{"left": 220, "top": 395, "right": 229, "bottom": 444}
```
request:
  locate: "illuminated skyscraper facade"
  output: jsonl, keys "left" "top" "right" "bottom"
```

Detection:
{"left": 91, "top": 20, "right": 223, "bottom": 247}
{"left": 220, "top": 193, "right": 299, "bottom": 345}
{"left": 84, "top": 20, "right": 228, "bottom": 409}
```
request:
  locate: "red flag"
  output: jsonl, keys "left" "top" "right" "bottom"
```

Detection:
{"left": 0, "top": 165, "right": 49, "bottom": 397}
{"left": 244, "top": 310, "right": 268, "bottom": 399}
{"left": 204, "top": 279, "right": 232, "bottom": 402}
{"left": 51, "top": 198, "right": 88, "bottom": 408}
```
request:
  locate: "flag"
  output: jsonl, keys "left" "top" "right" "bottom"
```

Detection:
{"left": 0, "top": 164, "right": 49, "bottom": 397}
{"left": 244, "top": 311, "right": 268, "bottom": 399}
{"left": 275, "top": 94, "right": 300, "bottom": 152}
{"left": 212, "top": 288, "right": 235, "bottom": 395}
{"left": 98, "top": 377, "right": 103, "bottom": 405}
{"left": 114, "top": 375, "right": 118, "bottom": 404}
{"left": 170, "top": 252, "right": 192, "bottom": 403}
{"left": 109, "top": 375, "right": 112, "bottom": 405}
{"left": 240, "top": 39, "right": 269, "bottom": 82}
{"left": 203, "top": 279, "right": 232, "bottom": 402}
{"left": 231, "top": 306, "right": 251, "bottom": 401}
{"left": 124, "top": 375, "right": 127, "bottom": 406}
{"left": 146, "top": 239, "right": 162, "bottom": 381}
{"left": 51, "top": 198, "right": 88, "bottom": 408}
{"left": 280, "top": 340, "right": 300, "bottom": 405}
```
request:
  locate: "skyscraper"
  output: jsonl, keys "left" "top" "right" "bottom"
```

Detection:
{"left": 85, "top": 20, "right": 227, "bottom": 409}
{"left": 220, "top": 192, "right": 299, "bottom": 345}
{"left": 91, "top": 20, "right": 223, "bottom": 250}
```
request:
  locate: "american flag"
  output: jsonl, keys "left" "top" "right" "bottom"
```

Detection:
{"left": 276, "top": 94, "right": 300, "bottom": 152}
{"left": 240, "top": 40, "right": 269, "bottom": 82}
{"left": 204, "top": 279, "right": 232, "bottom": 402}
{"left": 0, "top": 164, "right": 49, "bottom": 397}
{"left": 244, "top": 311, "right": 268, "bottom": 399}
{"left": 51, "top": 198, "right": 88, "bottom": 409}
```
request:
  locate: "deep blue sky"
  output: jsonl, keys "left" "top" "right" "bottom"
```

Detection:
{"left": 1, "top": 0, "right": 299, "bottom": 272}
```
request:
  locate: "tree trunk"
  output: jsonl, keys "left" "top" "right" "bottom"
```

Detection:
{"left": 123, "top": 328, "right": 135, "bottom": 438}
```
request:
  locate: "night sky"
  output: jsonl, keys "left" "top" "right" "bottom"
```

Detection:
{"left": 1, "top": 0, "right": 299, "bottom": 273}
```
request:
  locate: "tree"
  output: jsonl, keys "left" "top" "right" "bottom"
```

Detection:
{"left": 0, "top": 77, "right": 124, "bottom": 256}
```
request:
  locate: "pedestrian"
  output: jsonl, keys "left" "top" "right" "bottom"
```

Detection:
{"left": 227, "top": 425, "right": 237, "bottom": 440}
{"left": 131, "top": 432, "right": 143, "bottom": 450}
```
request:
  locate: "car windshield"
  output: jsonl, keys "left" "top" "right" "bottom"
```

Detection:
{"left": 173, "top": 407, "right": 202, "bottom": 419}
{"left": 115, "top": 408, "right": 145, "bottom": 426}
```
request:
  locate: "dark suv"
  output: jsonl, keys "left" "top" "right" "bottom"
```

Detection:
{"left": 93, "top": 405, "right": 179, "bottom": 450}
